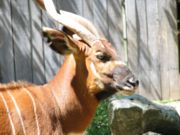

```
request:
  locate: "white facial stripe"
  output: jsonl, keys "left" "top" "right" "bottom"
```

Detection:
{"left": 90, "top": 62, "right": 101, "bottom": 79}
{"left": 7, "top": 91, "right": 27, "bottom": 135}
{"left": 115, "top": 61, "right": 126, "bottom": 66}
{"left": 23, "top": 88, "right": 40, "bottom": 135}
{"left": 95, "top": 51, "right": 103, "bottom": 56}
{"left": 0, "top": 92, "right": 16, "bottom": 135}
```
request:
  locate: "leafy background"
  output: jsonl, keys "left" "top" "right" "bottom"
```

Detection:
{"left": 85, "top": 99, "right": 111, "bottom": 135}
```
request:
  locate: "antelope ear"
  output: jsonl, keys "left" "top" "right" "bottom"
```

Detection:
{"left": 43, "top": 27, "right": 77, "bottom": 54}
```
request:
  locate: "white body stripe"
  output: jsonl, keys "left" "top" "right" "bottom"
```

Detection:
{"left": 0, "top": 92, "right": 16, "bottom": 135}
{"left": 7, "top": 91, "right": 27, "bottom": 135}
{"left": 23, "top": 88, "right": 40, "bottom": 135}
{"left": 90, "top": 62, "right": 101, "bottom": 79}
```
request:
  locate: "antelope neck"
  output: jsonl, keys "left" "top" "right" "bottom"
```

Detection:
{"left": 47, "top": 54, "right": 98, "bottom": 133}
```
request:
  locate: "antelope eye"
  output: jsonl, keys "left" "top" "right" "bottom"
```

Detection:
{"left": 96, "top": 53, "right": 111, "bottom": 62}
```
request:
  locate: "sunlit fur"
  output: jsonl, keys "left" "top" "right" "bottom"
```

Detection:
{"left": 0, "top": 1, "right": 138, "bottom": 133}
{"left": 0, "top": 37, "right": 137, "bottom": 135}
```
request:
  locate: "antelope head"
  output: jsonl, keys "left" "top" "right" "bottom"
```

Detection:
{"left": 37, "top": 0, "right": 139, "bottom": 100}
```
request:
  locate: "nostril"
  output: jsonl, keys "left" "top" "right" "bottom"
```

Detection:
{"left": 135, "top": 80, "right": 139, "bottom": 86}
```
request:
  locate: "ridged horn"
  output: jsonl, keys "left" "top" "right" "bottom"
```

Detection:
{"left": 60, "top": 10, "right": 100, "bottom": 38}
{"left": 37, "top": 0, "right": 98, "bottom": 46}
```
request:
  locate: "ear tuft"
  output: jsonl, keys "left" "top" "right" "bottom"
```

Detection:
{"left": 49, "top": 39, "right": 71, "bottom": 54}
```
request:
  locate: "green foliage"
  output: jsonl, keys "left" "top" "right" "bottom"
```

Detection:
{"left": 85, "top": 100, "right": 111, "bottom": 135}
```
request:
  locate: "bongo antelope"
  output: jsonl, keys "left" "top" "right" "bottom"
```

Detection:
{"left": 0, "top": 0, "right": 138, "bottom": 134}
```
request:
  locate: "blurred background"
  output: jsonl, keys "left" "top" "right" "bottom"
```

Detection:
{"left": 0, "top": 0, "right": 179, "bottom": 100}
{"left": 0, "top": 0, "right": 179, "bottom": 134}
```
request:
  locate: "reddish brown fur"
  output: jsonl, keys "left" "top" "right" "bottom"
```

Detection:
{"left": 0, "top": 54, "right": 99, "bottom": 135}
{"left": 0, "top": 82, "right": 33, "bottom": 90}
{"left": 0, "top": 29, "right": 138, "bottom": 135}
{"left": 0, "top": 39, "right": 138, "bottom": 135}
{"left": 0, "top": 1, "right": 138, "bottom": 134}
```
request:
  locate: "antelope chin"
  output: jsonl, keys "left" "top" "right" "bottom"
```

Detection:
{"left": 114, "top": 87, "right": 135, "bottom": 96}
{"left": 118, "top": 90, "right": 135, "bottom": 96}
{"left": 114, "top": 82, "right": 138, "bottom": 96}
{"left": 95, "top": 82, "right": 137, "bottom": 101}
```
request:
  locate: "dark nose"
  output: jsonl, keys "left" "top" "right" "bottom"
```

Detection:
{"left": 111, "top": 65, "right": 139, "bottom": 89}
{"left": 127, "top": 76, "right": 139, "bottom": 87}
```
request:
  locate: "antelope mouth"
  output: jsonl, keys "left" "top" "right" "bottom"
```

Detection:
{"left": 116, "top": 86, "right": 137, "bottom": 96}
{"left": 95, "top": 78, "right": 139, "bottom": 101}
{"left": 116, "top": 81, "right": 139, "bottom": 91}
{"left": 115, "top": 75, "right": 139, "bottom": 91}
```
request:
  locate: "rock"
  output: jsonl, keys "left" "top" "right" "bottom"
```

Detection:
{"left": 156, "top": 101, "right": 180, "bottom": 115}
{"left": 143, "top": 132, "right": 162, "bottom": 135}
{"left": 108, "top": 94, "right": 180, "bottom": 135}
